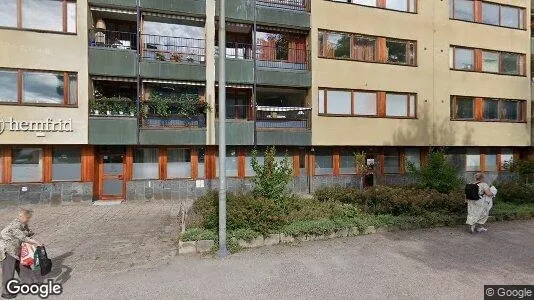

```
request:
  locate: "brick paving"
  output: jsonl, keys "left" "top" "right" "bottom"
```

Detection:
{"left": 0, "top": 200, "right": 188, "bottom": 280}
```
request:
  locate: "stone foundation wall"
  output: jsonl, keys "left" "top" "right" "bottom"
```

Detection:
{"left": 0, "top": 182, "right": 93, "bottom": 206}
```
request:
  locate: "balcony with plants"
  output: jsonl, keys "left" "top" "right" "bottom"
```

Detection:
{"left": 89, "top": 81, "right": 137, "bottom": 117}
{"left": 141, "top": 84, "right": 209, "bottom": 129}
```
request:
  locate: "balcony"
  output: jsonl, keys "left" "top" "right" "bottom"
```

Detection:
{"left": 139, "top": 0, "right": 205, "bottom": 16}
{"left": 140, "top": 34, "right": 206, "bottom": 81}
{"left": 216, "top": 42, "right": 254, "bottom": 83}
{"left": 220, "top": 0, "right": 310, "bottom": 29}
{"left": 88, "top": 29, "right": 138, "bottom": 77}
{"left": 255, "top": 45, "right": 311, "bottom": 87}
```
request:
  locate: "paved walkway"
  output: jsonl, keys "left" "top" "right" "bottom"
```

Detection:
{"left": 0, "top": 201, "right": 187, "bottom": 280}
{"left": 54, "top": 220, "right": 532, "bottom": 300}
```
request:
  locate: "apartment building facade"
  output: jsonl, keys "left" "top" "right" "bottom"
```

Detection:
{"left": 0, "top": 0, "right": 530, "bottom": 204}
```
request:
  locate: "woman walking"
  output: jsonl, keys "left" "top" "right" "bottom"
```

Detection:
{"left": 466, "top": 173, "right": 496, "bottom": 234}
{"left": 0, "top": 208, "right": 41, "bottom": 299}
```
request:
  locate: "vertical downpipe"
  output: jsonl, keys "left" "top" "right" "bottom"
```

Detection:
{"left": 136, "top": 0, "right": 141, "bottom": 145}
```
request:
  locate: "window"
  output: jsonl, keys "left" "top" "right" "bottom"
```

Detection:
{"left": 451, "top": 47, "right": 525, "bottom": 76}
{"left": 0, "top": 0, "right": 17, "bottom": 28}
{"left": 451, "top": 0, "right": 474, "bottom": 21}
{"left": 450, "top": 0, "right": 525, "bottom": 29}
{"left": 198, "top": 148, "right": 206, "bottom": 178}
{"left": 353, "top": 35, "right": 376, "bottom": 62}
{"left": 319, "top": 31, "right": 416, "bottom": 66}
{"left": 501, "top": 53, "right": 520, "bottom": 75}
{"left": 339, "top": 149, "right": 355, "bottom": 174}
{"left": 320, "top": 89, "right": 415, "bottom": 118}
{"left": 0, "top": 70, "right": 18, "bottom": 103}
{"left": 453, "top": 48, "right": 474, "bottom": 70}
{"left": 452, "top": 96, "right": 474, "bottom": 120}
{"left": 133, "top": 148, "right": 159, "bottom": 180}
{"left": 482, "top": 51, "right": 499, "bottom": 73}
{"left": 315, "top": 148, "right": 333, "bottom": 175}
{"left": 466, "top": 148, "right": 480, "bottom": 172}
{"left": 386, "top": 39, "right": 415, "bottom": 65}
{"left": 500, "top": 6, "right": 520, "bottom": 28}
{"left": 386, "top": 93, "right": 415, "bottom": 117}
{"left": 3, "top": 0, "right": 76, "bottom": 33}
{"left": 333, "top": 0, "right": 416, "bottom": 12}
{"left": 354, "top": 92, "right": 377, "bottom": 116}
{"left": 52, "top": 148, "right": 81, "bottom": 181}
{"left": 12, "top": 148, "right": 43, "bottom": 183}
{"left": 384, "top": 149, "right": 400, "bottom": 174}
{"left": 483, "top": 99, "right": 499, "bottom": 120}
{"left": 485, "top": 150, "right": 498, "bottom": 172}
{"left": 500, "top": 148, "right": 513, "bottom": 169}
{"left": 324, "top": 90, "right": 351, "bottom": 115}
{"left": 225, "top": 147, "right": 238, "bottom": 177}
{"left": 167, "top": 148, "right": 191, "bottom": 179}
{"left": 0, "top": 69, "right": 77, "bottom": 106}
{"left": 481, "top": 2, "right": 499, "bottom": 25}
{"left": 452, "top": 96, "right": 525, "bottom": 122}
{"left": 405, "top": 148, "right": 420, "bottom": 169}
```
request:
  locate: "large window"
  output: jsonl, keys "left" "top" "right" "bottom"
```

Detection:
{"left": 319, "top": 31, "right": 416, "bottom": 66}
{"left": 315, "top": 148, "right": 333, "bottom": 175}
{"left": 331, "top": 0, "right": 417, "bottom": 13}
{"left": 133, "top": 148, "right": 159, "bottom": 180}
{"left": 0, "top": 69, "right": 77, "bottom": 106}
{"left": 52, "top": 148, "right": 81, "bottom": 181}
{"left": 450, "top": 0, "right": 525, "bottom": 29}
{"left": 319, "top": 89, "right": 416, "bottom": 118}
{"left": 451, "top": 96, "right": 525, "bottom": 122}
{"left": 466, "top": 148, "right": 480, "bottom": 172}
{"left": 405, "top": 148, "right": 420, "bottom": 169}
{"left": 384, "top": 149, "right": 400, "bottom": 174}
{"left": 450, "top": 47, "right": 525, "bottom": 76}
{"left": 0, "top": 0, "right": 76, "bottom": 33}
{"left": 339, "top": 149, "right": 355, "bottom": 174}
{"left": 225, "top": 147, "right": 238, "bottom": 177}
{"left": 167, "top": 148, "right": 191, "bottom": 179}
{"left": 12, "top": 148, "right": 43, "bottom": 183}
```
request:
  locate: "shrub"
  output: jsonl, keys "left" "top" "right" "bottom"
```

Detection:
{"left": 250, "top": 146, "right": 293, "bottom": 201}
{"left": 505, "top": 158, "right": 534, "bottom": 183}
{"left": 230, "top": 228, "right": 261, "bottom": 241}
{"left": 313, "top": 185, "right": 465, "bottom": 216}
{"left": 495, "top": 181, "right": 534, "bottom": 204}
{"left": 407, "top": 149, "right": 463, "bottom": 193}
{"left": 180, "top": 228, "right": 217, "bottom": 242}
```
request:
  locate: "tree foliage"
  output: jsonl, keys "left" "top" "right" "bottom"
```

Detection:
{"left": 407, "top": 149, "right": 462, "bottom": 194}
{"left": 504, "top": 157, "right": 534, "bottom": 184}
{"left": 250, "top": 146, "right": 293, "bottom": 201}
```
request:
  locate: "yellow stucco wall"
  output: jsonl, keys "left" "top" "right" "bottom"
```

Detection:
{"left": 311, "top": 0, "right": 531, "bottom": 147}
{"left": 0, "top": 2, "right": 89, "bottom": 145}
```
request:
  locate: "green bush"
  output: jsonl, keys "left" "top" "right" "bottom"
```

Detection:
{"left": 407, "top": 149, "right": 463, "bottom": 193}
{"left": 495, "top": 181, "right": 534, "bottom": 205}
{"left": 314, "top": 185, "right": 465, "bottom": 216}
{"left": 180, "top": 228, "right": 217, "bottom": 242}
{"left": 230, "top": 228, "right": 261, "bottom": 241}
{"left": 250, "top": 146, "right": 293, "bottom": 201}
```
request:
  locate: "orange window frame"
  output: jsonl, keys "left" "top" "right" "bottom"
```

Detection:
{"left": 451, "top": 46, "right": 526, "bottom": 76}
{"left": 450, "top": 0, "right": 526, "bottom": 29}
{"left": 9, "top": 0, "right": 77, "bottom": 34}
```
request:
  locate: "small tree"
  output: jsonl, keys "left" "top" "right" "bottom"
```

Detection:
{"left": 505, "top": 157, "right": 534, "bottom": 184}
{"left": 354, "top": 151, "right": 369, "bottom": 188}
{"left": 250, "top": 146, "right": 293, "bottom": 201}
{"left": 407, "top": 149, "right": 462, "bottom": 194}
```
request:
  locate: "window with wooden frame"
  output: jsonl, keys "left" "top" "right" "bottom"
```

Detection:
{"left": 450, "top": 46, "right": 526, "bottom": 76}
{"left": 451, "top": 96, "right": 526, "bottom": 122}
{"left": 133, "top": 148, "right": 159, "bottom": 180}
{"left": 383, "top": 148, "right": 400, "bottom": 174}
{"left": 0, "top": 69, "right": 78, "bottom": 106}
{"left": 315, "top": 148, "right": 334, "bottom": 175}
{"left": 318, "top": 30, "right": 416, "bottom": 66}
{"left": 465, "top": 148, "right": 515, "bottom": 172}
{"left": 52, "top": 147, "right": 81, "bottom": 182}
{"left": 0, "top": 0, "right": 77, "bottom": 33}
{"left": 339, "top": 148, "right": 356, "bottom": 174}
{"left": 167, "top": 148, "right": 192, "bottom": 179}
{"left": 449, "top": 0, "right": 526, "bottom": 30}
{"left": 329, "top": 0, "right": 417, "bottom": 13}
{"left": 318, "top": 88, "right": 416, "bottom": 118}
{"left": 11, "top": 147, "right": 44, "bottom": 183}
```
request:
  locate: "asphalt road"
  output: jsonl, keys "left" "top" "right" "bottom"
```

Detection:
{"left": 52, "top": 220, "right": 533, "bottom": 300}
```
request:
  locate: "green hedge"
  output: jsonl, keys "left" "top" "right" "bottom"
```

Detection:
{"left": 495, "top": 182, "right": 534, "bottom": 205}
{"left": 314, "top": 185, "right": 465, "bottom": 216}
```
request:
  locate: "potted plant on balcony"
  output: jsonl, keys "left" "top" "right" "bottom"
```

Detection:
{"left": 155, "top": 52, "right": 166, "bottom": 61}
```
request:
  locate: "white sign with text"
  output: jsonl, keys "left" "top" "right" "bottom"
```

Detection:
{"left": 0, "top": 117, "right": 73, "bottom": 135}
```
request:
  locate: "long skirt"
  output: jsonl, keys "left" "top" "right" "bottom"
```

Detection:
{"left": 466, "top": 198, "right": 493, "bottom": 226}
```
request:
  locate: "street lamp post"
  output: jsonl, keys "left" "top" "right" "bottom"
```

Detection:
{"left": 218, "top": 0, "right": 228, "bottom": 258}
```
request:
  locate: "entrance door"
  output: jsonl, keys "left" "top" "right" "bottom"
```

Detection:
{"left": 99, "top": 149, "right": 125, "bottom": 200}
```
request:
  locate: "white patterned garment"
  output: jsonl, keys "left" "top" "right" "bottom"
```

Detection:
{"left": 0, "top": 219, "right": 34, "bottom": 261}
{"left": 466, "top": 182, "right": 495, "bottom": 226}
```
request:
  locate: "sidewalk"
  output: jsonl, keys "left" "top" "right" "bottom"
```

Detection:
{"left": 0, "top": 201, "right": 187, "bottom": 279}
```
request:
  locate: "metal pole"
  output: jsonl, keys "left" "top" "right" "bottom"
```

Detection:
{"left": 136, "top": 0, "right": 141, "bottom": 145}
{"left": 252, "top": 0, "right": 257, "bottom": 146}
{"left": 218, "top": 0, "right": 228, "bottom": 258}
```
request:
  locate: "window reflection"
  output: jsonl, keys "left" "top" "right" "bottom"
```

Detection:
{"left": 0, "top": 0, "right": 17, "bottom": 27}
{"left": 23, "top": 0, "right": 63, "bottom": 32}
{"left": 0, "top": 70, "right": 18, "bottom": 103}
{"left": 23, "top": 72, "right": 64, "bottom": 104}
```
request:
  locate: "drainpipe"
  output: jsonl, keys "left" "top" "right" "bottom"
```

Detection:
{"left": 252, "top": 0, "right": 258, "bottom": 147}
{"left": 136, "top": 0, "right": 141, "bottom": 145}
